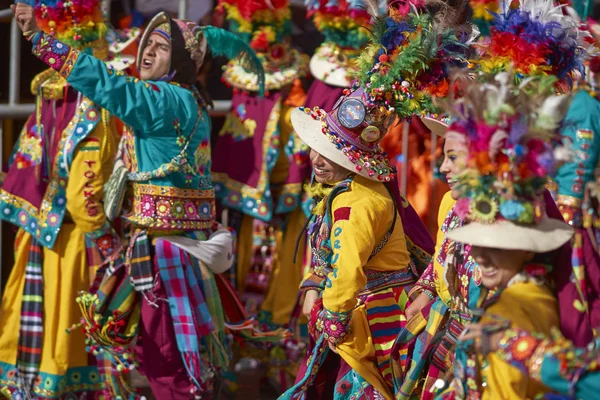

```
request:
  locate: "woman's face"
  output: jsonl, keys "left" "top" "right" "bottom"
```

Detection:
{"left": 439, "top": 132, "right": 469, "bottom": 200}
{"left": 470, "top": 246, "right": 534, "bottom": 289}
{"left": 310, "top": 149, "right": 349, "bottom": 184}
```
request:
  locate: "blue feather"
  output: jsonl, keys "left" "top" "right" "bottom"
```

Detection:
{"left": 201, "top": 26, "right": 266, "bottom": 97}
{"left": 14, "top": 0, "right": 36, "bottom": 6}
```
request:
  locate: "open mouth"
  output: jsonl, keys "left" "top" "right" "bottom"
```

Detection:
{"left": 142, "top": 58, "right": 153, "bottom": 69}
{"left": 314, "top": 166, "right": 327, "bottom": 176}
{"left": 480, "top": 267, "right": 498, "bottom": 279}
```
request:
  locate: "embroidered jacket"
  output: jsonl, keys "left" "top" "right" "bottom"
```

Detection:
{"left": 30, "top": 32, "right": 216, "bottom": 231}
{"left": 495, "top": 328, "right": 600, "bottom": 400}
{"left": 0, "top": 69, "right": 117, "bottom": 251}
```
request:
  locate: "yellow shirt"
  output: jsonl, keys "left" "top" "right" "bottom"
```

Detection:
{"left": 433, "top": 191, "right": 456, "bottom": 305}
{"left": 480, "top": 280, "right": 558, "bottom": 399}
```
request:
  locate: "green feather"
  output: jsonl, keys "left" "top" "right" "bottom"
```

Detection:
{"left": 201, "top": 26, "right": 266, "bottom": 97}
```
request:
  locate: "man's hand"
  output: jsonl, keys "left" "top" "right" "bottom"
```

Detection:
{"left": 10, "top": 3, "right": 38, "bottom": 35}
{"left": 405, "top": 292, "right": 434, "bottom": 320}
{"left": 302, "top": 290, "right": 319, "bottom": 317}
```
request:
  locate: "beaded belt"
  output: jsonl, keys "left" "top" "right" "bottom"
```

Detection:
{"left": 126, "top": 183, "right": 216, "bottom": 231}
{"left": 360, "top": 268, "right": 416, "bottom": 295}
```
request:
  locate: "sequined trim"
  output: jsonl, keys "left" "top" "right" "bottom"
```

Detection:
{"left": 126, "top": 183, "right": 216, "bottom": 230}
{"left": 0, "top": 98, "right": 101, "bottom": 248}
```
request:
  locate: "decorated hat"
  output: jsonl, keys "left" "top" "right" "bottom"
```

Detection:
{"left": 138, "top": 11, "right": 265, "bottom": 88}
{"left": 306, "top": 0, "right": 384, "bottom": 88}
{"left": 219, "top": 0, "right": 309, "bottom": 92}
{"left": 31, "top": 0, "right": 109, "bottom": 59}
{"left": 474, "top": 0, "right": 587, "bottom": 93}
{"left": 292, "top": 0, "right": 473, "bottom": 181}
{"left": 421, "top": 0, "right": 589, "bottom": 137}
{"left": 444, "top": 72, "right": 574, "bottom": 252}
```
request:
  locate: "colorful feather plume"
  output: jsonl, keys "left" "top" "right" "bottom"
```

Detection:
{"left": 31, "top": 0, "right": 107, "bottom": 50}
{"left": 306, "top": 0, "right": 383, "bottom": 49}
{"left": 475, "top": 0, "right": 588, "bottom": 92}
{"left": 354, "top": 0, "right": 476, "bottom": 121}
{"left": 443, "top": 71, "right": 574, "bottom": 225}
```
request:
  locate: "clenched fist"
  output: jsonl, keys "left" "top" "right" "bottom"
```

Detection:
{"left": 10, "top": 3, "right": 39, "bottom": 35}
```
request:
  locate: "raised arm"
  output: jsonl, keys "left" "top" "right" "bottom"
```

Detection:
{"left": 28, "top": 32, "right": 199, "bottom": 133}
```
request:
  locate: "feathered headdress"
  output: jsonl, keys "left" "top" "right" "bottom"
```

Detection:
{"left": 443, "top": 71, "right": 575, "bottom": 251}
{"left": 16, "top": 0, "right": 108, "bottom": 57}
{"left": 475, "top": 0, "right": 588, "bottom": 92}
{"left": 354, "top": 0, "right": 476, "bottom": 122}
{"left": 446, "top": 72, "right": 572, "bottom": 225}
{"left": 306, "top": 0, "right": 385, "bottom": 49}
{"left": 219, "top": 0, "right": 308, "bottom": 92}
{"left": 292, "top": 0, "right": 475, "bottom": 182}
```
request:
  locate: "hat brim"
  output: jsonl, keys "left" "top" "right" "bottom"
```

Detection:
{"left": 420, "top": 116, "right": 448, "bottom": 137}
{"left": 110, "top": 27, "right": 141, "bottom": 54}
{"left": 309, "top": 52, "right": 352, "bottom": 88}
{"left": 223, "top": 50, "right": 309, "bottom": 92}
{"left": 137, "top": 12, "right": 170, "bottom": 71}
{"left": 291, "top": 108, "right": 380, "bottom": 181}
{"left": 446, "top": 218, "right": 574, "bottom": 253}
{"left": 106, "top": 54, "right": 136, "bottom": 72}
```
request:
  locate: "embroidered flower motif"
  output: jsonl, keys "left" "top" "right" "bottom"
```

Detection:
{"left": 257, "top": 203, "right": 269, "bottom": 217}
{"left": 172, "top": 200, "right": 185, "bottom": 218}
{"left": 89, "top": 371, "right": 99, "bottom": 383}
{"left": 70, "top": 371, "right": 81, "bottom": 383}
{"left": 176, "top": 135, "right": 186, "bottom": 147}
{"left": 44, "top": 377, "right": 53, "bottom": 389}
{"left": 198, "top": 202, "right": 211, "bottom": 218}
{"left": 50, "top": 40, "right": 68, "bottom": 55}
{"left": 7, "top": 369, "right": 16, "bottom": 378}
{"left": 510, "top": 335, "right": 538, "bottom": 361}
{"left": 184, "top": 201, "right": 198, "bottom": 218}
{"left": 18, "top": 211, "right": 28, "bottom": 225}
{"left": 97, "top": 235, "right": 114, "bottom": 255}
{"left": 336, "top": 380, "right": 352, "bottom": 396}
{"left": 156, "top": 199, "right": 172, "bottom": 217}
{"left": 34, "top": 375, "right": 43, "bottom": 385}
{"left": 227, "top": 192, "right": 241, "bottom": 205}
{"left": 140, "top": 195, "right": 155, "bottom": 218}
{"left": 47, "top": 212, "right": 60, "bottom": 227}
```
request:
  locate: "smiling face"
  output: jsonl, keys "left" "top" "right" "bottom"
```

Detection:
{"left": 440, "top": 131, "right": 469, "bottom": 200}
{"left": 470, "top": 246, "right": 534, "bottom": 289}
{"left": 139, "top": 31, "right": 171, "bottom": 81}
{"left": 310, "top": 149, "right": 350, "bottom": 184}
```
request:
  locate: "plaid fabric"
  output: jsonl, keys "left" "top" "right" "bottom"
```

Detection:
{"left": 128, "top": 230, "right": 154, "bottom": 292}
{"left": 17, "top": 238, "right": 43, "bottom": 392}
{"left": 393, "top": 298, "right": 450, "bottom": 400}
{"left": 155, "top": 238, "right": 214, "bottom": 389}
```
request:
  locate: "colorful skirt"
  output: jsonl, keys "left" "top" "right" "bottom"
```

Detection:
{"left": 0, "top": 225, "right": 103, "bottom": 398}
{"left": 282, "top": 269, "right": 415, "bottom": 400}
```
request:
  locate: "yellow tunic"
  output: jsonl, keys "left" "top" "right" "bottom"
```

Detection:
{"left": 0, "top": 112, "right": 117, "bottom": 396}
{"left": 324, "top": 176, "right": 410, "bottom": 399}
{"left": 432, "top": 191, "right": 456, "bottom": 305}
{"left": 479, "top": 280, "right": 558, "bottom": 399}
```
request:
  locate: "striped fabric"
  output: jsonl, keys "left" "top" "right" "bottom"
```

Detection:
{"left": 155, "top": 238, "right": 214, "bottom": 390}
{"left": 17, "top": 238, "right": 43, "bottom": 392}
{"left": 128, "top": 230, "right": 154, "bottom": 292}
{"left": 366, "top": 291, "right": 403, "bottom": 384}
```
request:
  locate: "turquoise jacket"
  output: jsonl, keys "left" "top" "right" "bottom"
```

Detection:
{"left": 554, "top": 90, "right": 600, "bottom": 224}
{"left": 31, "top": 32, "right": 216, "bottom": 231}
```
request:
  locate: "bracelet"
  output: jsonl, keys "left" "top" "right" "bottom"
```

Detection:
{"left": 423, "top": 290, "right": 436, "bottom": 299}
{"left": 22, "top": 29, "right": 39, "bottom": 40}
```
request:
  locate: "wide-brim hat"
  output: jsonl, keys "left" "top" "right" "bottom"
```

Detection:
{"left": 290, "top": 88, "right": 396, "bottom": 182}
{"left": 309, "top": 42, "right": 356, "bottom": 88}
{"left": 446, "top": 218, "right": 574, "bottom": 253}
{"left": 223, "top": 49, "right": 309, "bottom": 92}
{"left": 420, "top": 116, "right": 449, "bottom": 137}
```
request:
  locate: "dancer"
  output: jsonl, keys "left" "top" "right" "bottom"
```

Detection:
{"left": 435, "top": 71, "right": 575, "bottom": 400}
{"left": 12, "top": 3, "right": 265, "bottom": 398}
{"left": 0, "top": 0, "right": 123, "bottom": 397}
{"left": 279, "top": 1, "right": 481, "bottom": 397}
